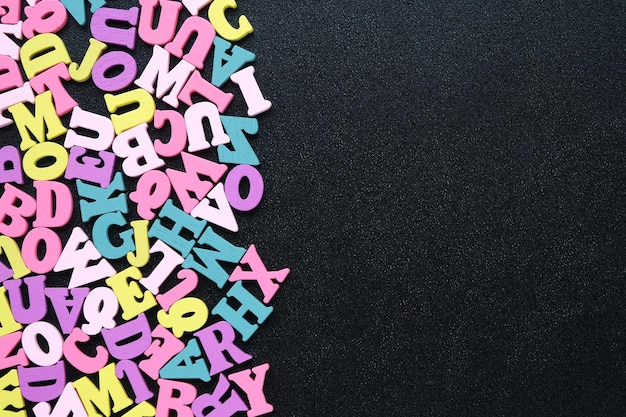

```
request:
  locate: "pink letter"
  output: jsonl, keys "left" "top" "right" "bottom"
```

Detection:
{"left": 63, "top": 327, "right": 108, "bottom": 374}
{"left": 32, "top": 382, "right": 88, "bottom": 417}
{"left": 0, "top": 331, "right": 28, "bottom": 370}
{"left": 33, "top": 180, "right": 73, "bottom": 228}
{"left": 178, "top": 70, "right": 233, "bottom": 113}
{"left": 0, "top": 183, "right": 36, "bottom": 238}
{"left": 129, "top": 170, "right": 171, "bottom": 220}
{"left": 155, "top": 379, "right": 196, "bottom": 417}
{"left": 164, "top": 16, "right": 215, "bottom": 69}
{"left": 22, "top": 0, "right": 68, "bottom": 39}
{"left": 153, "top": 110, "right": 187, "bottom": 157}
{"left": 137, "top": 0, "right": 181, "bottom": 46}
{"left": 138, "top": 325, "right": 184, "bottom": 380}
{"left": 21, "top": 227, "right": 62, "bottom": 274}
{"left": 227, "top": 364, "right": 272, "bottom": 417}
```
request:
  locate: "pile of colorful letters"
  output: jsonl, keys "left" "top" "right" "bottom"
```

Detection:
{"left": 0, "top": 0, "right": 289, "bottom": 416}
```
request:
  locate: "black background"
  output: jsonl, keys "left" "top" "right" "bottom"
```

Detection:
{"left": 241, "top": 1, "right": 626, "bottom": 416}
{"left": 2, "top": 0, "right": 626, "bottom": 416}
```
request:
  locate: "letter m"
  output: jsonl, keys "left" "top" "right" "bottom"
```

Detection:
{"left": 134, "top": 45, "right": 195, "bottom": 108}
{"left": 8, "top": 91, "right": 67, "bottom": 151}
{"left": 72, "top": 363, "right": 133, "bottom": 417}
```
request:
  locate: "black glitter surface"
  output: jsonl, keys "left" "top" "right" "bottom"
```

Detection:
{"left": 241, "top": 1, "right": 626, "bottom": 416}
{"left": 0, "top": 0, "right": 625, "bottom": 416}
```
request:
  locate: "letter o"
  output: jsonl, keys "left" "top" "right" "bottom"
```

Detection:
{"left": 92, "top": 51, "right": 137, "bottom": 92}
{"left": 22, "top": 321, "right": 64, "bottom": 366}
{"left": 22, "top": 142, "right": 68, "bottom": 181}
{"left": 224, "top": 164, "right": 263, "bottom": 211}
{"left": 21, "top": 227, "right": 62, "bottom": 274}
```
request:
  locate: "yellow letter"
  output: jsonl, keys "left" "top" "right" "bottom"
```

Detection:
{"left": 208, "top": 0, "right": 253, "bottom": 42}
{"left": 8, "top": 91, "right": 67, "bottom": 151}
{"left": 73, "top": 363, "right": 133, "bottom": 417}
{"left": 121, "top": 402, "right": 155, "bottom": 417}
{"left": 106, "top": 267, "right": 157, "bottom": 320}
{"left": 157, "top": 297, "right": 208, "bottom": 338}
{"left": 20, "top": 33, "right": 71, "bottom": 79}
{"left": 69, "top": 38, "right": 108, "bottom": 82}
{"left": 0, "top": 235, "right": 31, "bottom": 279}
{"left": 126, "top": 220, "right": 150, "bottom": 267}
{"left": 0, "top": 287, "right": 22, "bottom": 337}
{"left": 22, "top": 142, "right": 69, "bottom": 181}
{"left": 0, "top": 369, "right": 26, "bottom": 417}
{"left": 105, "top": 88, "right": 155, "bottom": 135}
